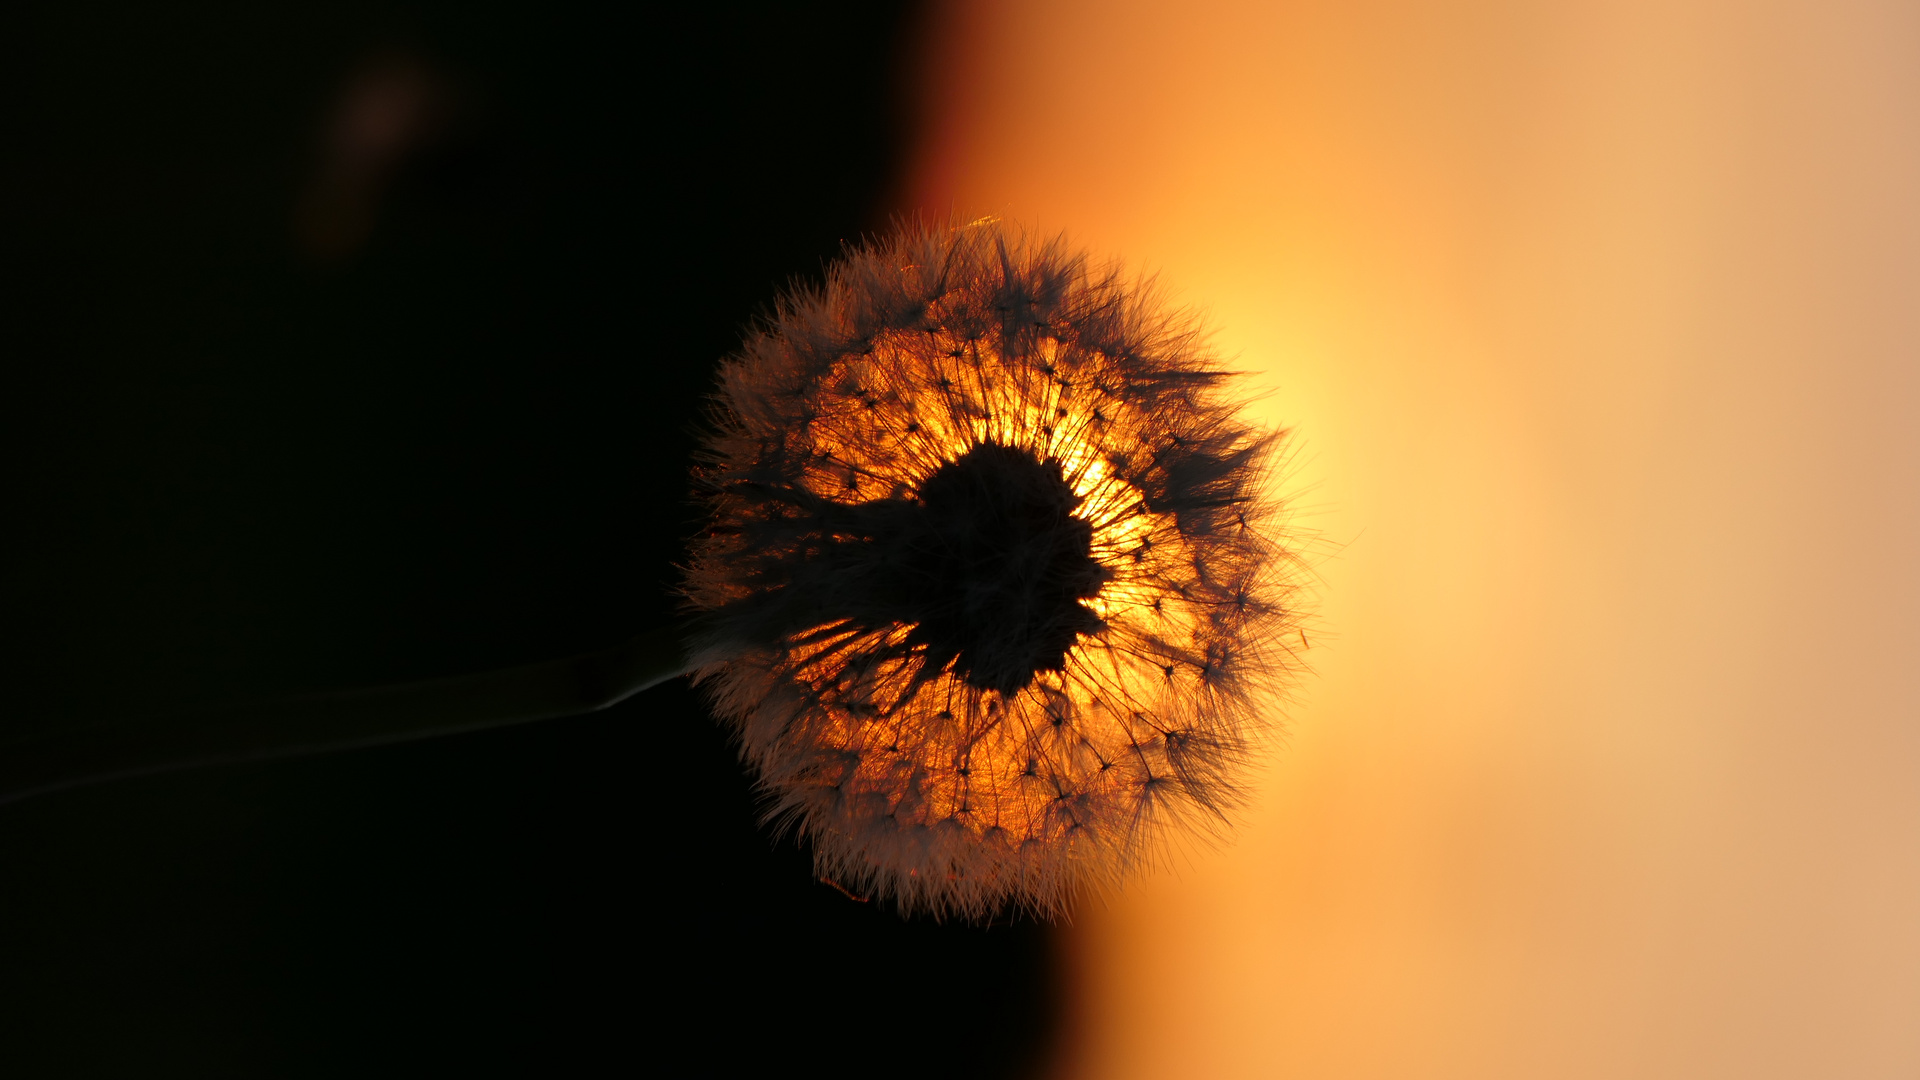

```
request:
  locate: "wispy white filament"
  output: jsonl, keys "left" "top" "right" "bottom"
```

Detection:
{"left": 685, "top": 221, "right": 1302, "bottom": 918}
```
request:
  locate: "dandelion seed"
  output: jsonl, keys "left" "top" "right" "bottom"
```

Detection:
{"left": 683, "top": 220, "right": 1302, "bottom": 919}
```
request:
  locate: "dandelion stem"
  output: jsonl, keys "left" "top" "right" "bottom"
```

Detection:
{"left": 0, "top": 624, "right": 690, "bottom": 806}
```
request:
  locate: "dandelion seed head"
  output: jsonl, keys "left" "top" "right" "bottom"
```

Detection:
{"left": 684, "top": 220, "right": 1302, "bottom": 919}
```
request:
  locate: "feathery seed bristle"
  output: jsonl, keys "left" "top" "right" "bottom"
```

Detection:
{"left": 683, "top": 220, "right": 1303, "bottom": 919}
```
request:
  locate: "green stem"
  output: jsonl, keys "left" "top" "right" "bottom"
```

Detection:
{"left": 0, "top": 624, "right": 691, "bottom": 807}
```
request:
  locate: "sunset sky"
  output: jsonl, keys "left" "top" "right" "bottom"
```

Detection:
{"left": 907, "top": 0, "right": 1920, "bottom": 1075}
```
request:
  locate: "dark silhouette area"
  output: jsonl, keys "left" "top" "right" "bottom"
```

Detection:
{"left": 0, "top": 1, "right": 1057, "bottom": 1075}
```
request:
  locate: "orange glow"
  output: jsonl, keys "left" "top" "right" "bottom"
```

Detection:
{"left": 687, "top": 225, "right": 1298, "bottom": 916}
{"left": 768, "top": 286, "right": 1274, "bottom": 848}
{"left": 908, "top": 0, "right": 1920, "bottom": 1075}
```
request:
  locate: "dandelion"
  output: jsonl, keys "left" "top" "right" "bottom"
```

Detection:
{"left": 0, "top": 220, "right": 1304, "bottom": 925}
{"left": 684, "top": 220, "right": 1301, "bottom": 919}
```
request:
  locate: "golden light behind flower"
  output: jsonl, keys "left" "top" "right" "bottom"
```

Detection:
{"left": 685, "top": 221, "right": 1300, "bottom": 918}
{"left": 908, "top": 0, "right": 1920, "bottom": 1075}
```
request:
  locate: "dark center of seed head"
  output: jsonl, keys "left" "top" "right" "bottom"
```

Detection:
{"left": 900, "top": 442, "right": 1109, "bottom": 695}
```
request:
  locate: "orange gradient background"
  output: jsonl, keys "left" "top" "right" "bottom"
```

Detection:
{"left": 904, "top": 1, "right": 1920, "bottom": 1076}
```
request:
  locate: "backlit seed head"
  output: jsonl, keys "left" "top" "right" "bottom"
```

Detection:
{"left": 683, "top": 220, "right": 1304, "bottom": 919}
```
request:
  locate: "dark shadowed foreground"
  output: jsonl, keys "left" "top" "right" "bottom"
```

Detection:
{"left": 0, "top": 1, "right": 1057, "bottom": 1075}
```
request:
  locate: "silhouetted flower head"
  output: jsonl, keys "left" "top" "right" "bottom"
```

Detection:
{"left": 684, "top": 221, "right": 1300, "bottom": 918}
